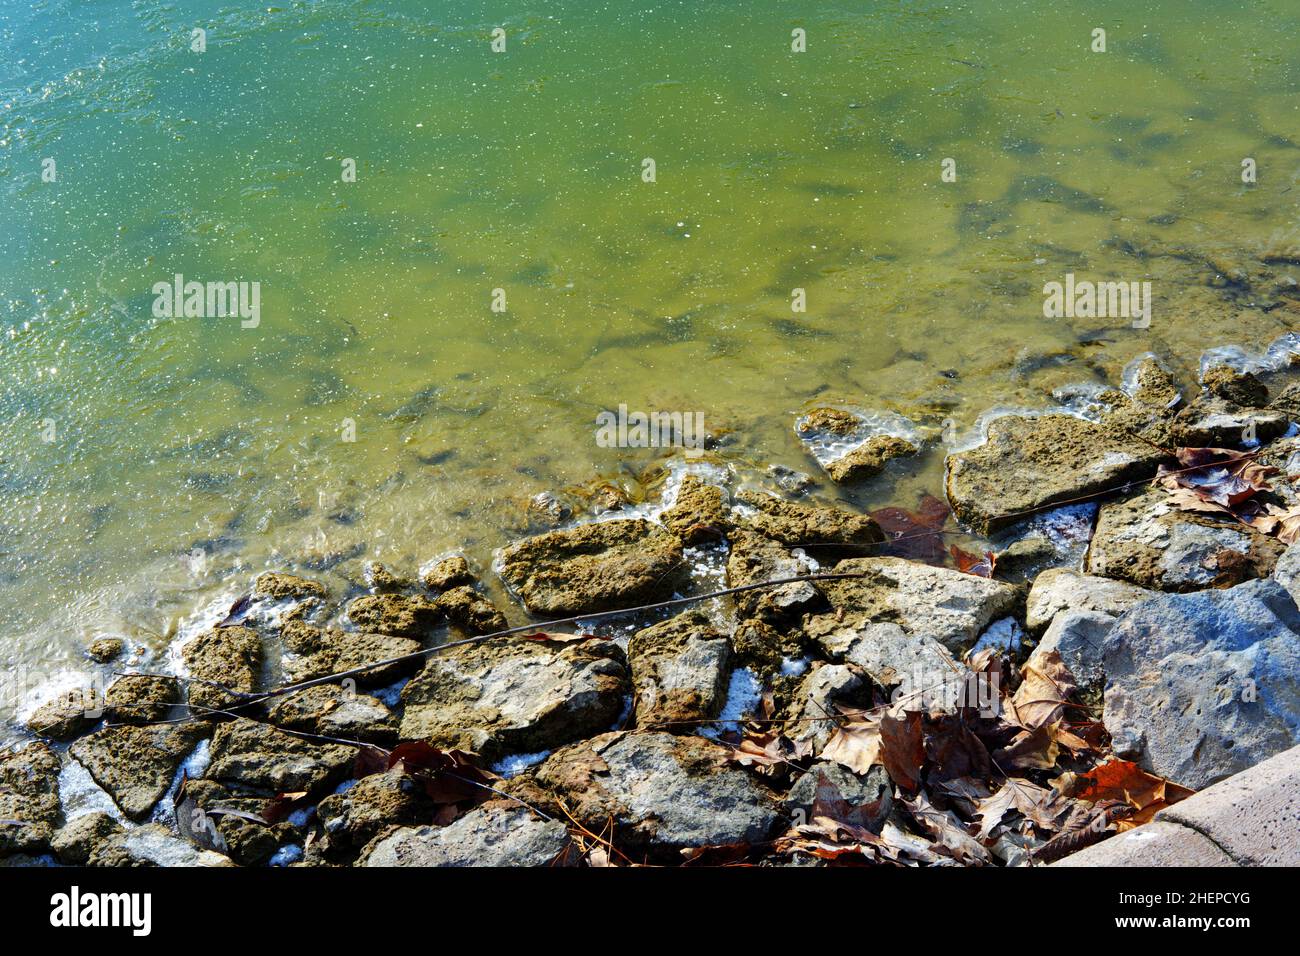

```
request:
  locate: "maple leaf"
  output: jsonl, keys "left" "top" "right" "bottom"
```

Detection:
{"left": 1155, "top": 447, "right": 1275, "bottom": 515}
{"left": 1249, "top": 502, "right": 1300, "bottom": 544}
{"left": 731, "top": 729, "right": 790, "bottom": 770}
{"left": 1053, "top": 758, "right": 1194, "bottom": 827}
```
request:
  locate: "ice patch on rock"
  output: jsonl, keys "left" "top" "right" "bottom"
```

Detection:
{"left": 701, "top": 668, "right": 763, "bottom": 738}
{"left": 795, "top": 407, "right": 922, "bottom": 467}
{"left": 780, "top": 656, "right": 810, "bottom": 677}
{"left": 971, "top": 617, "right": 1023, "bottom": 654}
{"left": 492, "top": 750, "right": 552, "bottom": 778}
{"left": 268, "top": 844, "right": 303, "bottom": 867}
{"left": 1199, "top": 332, "right": 1300, "bottom": 378}
{"left": 152, "top": 738, "right": 211, "bottom": 826}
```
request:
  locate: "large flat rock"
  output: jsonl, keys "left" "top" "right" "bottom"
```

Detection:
{"left": 945, "top": 414, "right": 1166, "bottom": 533}
{"left": 1102, "top": 579, "right": 1300, "bottom": 789}
{"left": 1086, "top": 489, "right": 1284, "bottom": 592}
{"left": 1025, "top": 568, "right": 1155, "bottom": 634}
{"left": 535, "top": 731, "right": 782, "bottom": 859}
{"left": 733, "top": 490, "right": 884, "bottom": 546}
{"left": 69, "top": 725, "right": 206, "bottom": 821}
{"left": 399, "top": 636, "right": 629, "bottom": 760}
{"left": 497, "top": 519, "right": 684, "bottom": 615}
{"left": 205, "top": 717, "right": 354, "bottom": 796}
{"left": 817, "top": 557, "right": 1019, "bottom": 653}
{"left": 358, "top": 803, "right": 571, "bottom": 867}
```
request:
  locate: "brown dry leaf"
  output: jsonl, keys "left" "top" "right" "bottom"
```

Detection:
{"left": 974, "top": 778, "right": 1067, "bottom": 839}
{"left": 731, "top": 729, "right": 789, "bottom": 770}
{"left": 902, "top": 791, "right": 993, "bottom": 864}
{"left": 819, "top": 707, "right": 883, "bottom": 775}
{"left": 1156, "top": 448, "right": 1275, "bottom": 514}
{"left": 1005, "top": 650, "right": 1078, "bottom": 730}
{"left": 1054, "top": 758, "right": 1195, "bottom": 827}
{"left": 1249, "top": 502, "right": 1300, "bottom": 544}
{"left": 879, "top": 707, "right": 926, "bottom": 794}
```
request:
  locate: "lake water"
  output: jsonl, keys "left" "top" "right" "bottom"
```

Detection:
{"left": 1, "top": 0, "right": 1298, "bottom": 735}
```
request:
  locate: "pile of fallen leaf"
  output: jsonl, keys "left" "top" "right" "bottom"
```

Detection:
{"left": 1156, "top": 446, "right": 1300, "bottom": 542}
{"left": 728, "top": 647, "right": 1193, "bottom": 866}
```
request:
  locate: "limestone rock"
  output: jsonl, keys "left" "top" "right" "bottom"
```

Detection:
{"left": 254, "top": 571, "right": 328, "bottom": 601}
{"left": 421, "top": 555, "right": 475, "bottom": 591}
{"left": 1102, "top": 579, "right": 1300, "bottom": 789}
{"left": 345, "top": 593, "right": 441, "bottom": 638}
{"left": 534, "top": 732, "right": 781, "bottom": 859}
{"left": 280, "top": 619, "right": 421, "bottom": 687}
{"left": 945, "top": 414, "right": 1166, "bottom": 533}
{"left": 1086, "top": 489, "right": 1284, "bottom": 592}
{"left": 86, "top": 823, "right": 233, "bottom": 867}
{"left": 497, "top": 519, "right": 685, "bottom": 616}
{"left": 182, "top": 625, "right": 263, "bottom": 710}
{"left": 818, "top": 557, "right": 1019, "bottom": 653}
{"left": 205, "top": 717, "right": 354, "bottom": 796}
{"left": 103, "top": 675, "right": 179, "bottom": 724}
{"left": 1025, "top": 568, "right": 1155, "bottom": 633}
{"left": 725, "top": 530, "right": 823, "bottom": 624}
{"left": 734, "top": 489, "right": 884, "bottom": 546}
{"left": 825, "top": 435, "right": 918, "bottom": 484}
{"left": 628, "top": 611, "right": 731, "bottom": 728}
{"left": 0, "top": 743, "right": 62, "bottom": 855}
{"left": 69, "top": 724, "right": 206, "bottom": 820}
{"left": 50, "top": 811, "right": 124, "bottom": 865}
{"left": 399, "top": 636, "right": 629, "bottom": 760}
{"left": 358, "top": 803, "right": 571, "bottom": 867}
{"left": 266, "top": 685, "right": 397, "bottom": 744}
{"left": 660, "top": 475, "right": 729, "bottom": 544}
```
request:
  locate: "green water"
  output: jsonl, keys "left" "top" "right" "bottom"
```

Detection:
{"left": 1, "top": 0, "right": 1298, "bottom": 731}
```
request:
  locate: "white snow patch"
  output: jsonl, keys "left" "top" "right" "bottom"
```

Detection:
{"left": 492, "top": 750, "right": 552, "bottom": 778}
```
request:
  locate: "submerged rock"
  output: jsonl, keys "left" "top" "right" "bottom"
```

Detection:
{"left": 734, "top": 489, "right": 884, "bottom": 546}
{"left": 945, "top": 414, "right": 1166, "bottom": 533}
{"left": 182, "top": 625, "right": 263, "bottom": 711}
{"left": 1085, "top": 489, "right": 1284, "bottom": 592}
{"left": 627, "top": 611, "right": 731, "bottom": 728}
{"left": 345, "top": 593, "right": 441, "bottom": 638}
{"left": 205, "top": 718, "right": 354, "bottom": 796}
{"left": 69, "top": 724, "right": 207, "bottom": 820}
{"left": 398, "top": 636, "right": 629, "bottom": 760}
{"left": 87, "top": 638, "right": 125, "bottom": 663}
{"left": 103, "top": 675, "right": 179, "bottom": 724}
{"left": 660, "top": 475, "right": 729, "bottom": 544}
{"left": 497, "top": 518, "right": 684, "bottom": 615}
{"left": 358, "top": 803, "right": 571, "bottom": 867}
{"left": 280, "top": 619, "right": 421, "bottom": 686}
{"left": 254, "top": 571, "right": 328, "bottom": 601}
{"left": 825, "top": 435, "right": 919, "bottom": 484}
{"left": 818, "top": 557, "right": 1019, "bottom": 654}
{"left": 1025, "top": 568, "right": 1155, "bottom": 633}
{"left": 534, "top": 731, "right": 781, "bottom": 859}
{"left": 421, "top": 555, "right": 475, "bottom": 592}
{"left": 0, "top": 743, "right": 62, "bottom": 855}
{"left": 1102, "top": 579, "right": 1300, "bottom": 789}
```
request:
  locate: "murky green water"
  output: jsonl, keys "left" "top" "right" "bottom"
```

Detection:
{"left": 1, "top": 0, "right": 1298, "bottom": 731}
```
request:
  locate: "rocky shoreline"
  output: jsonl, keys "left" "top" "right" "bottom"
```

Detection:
{"left": 4, "top": 350, "right": 1300, "bottom": 867}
